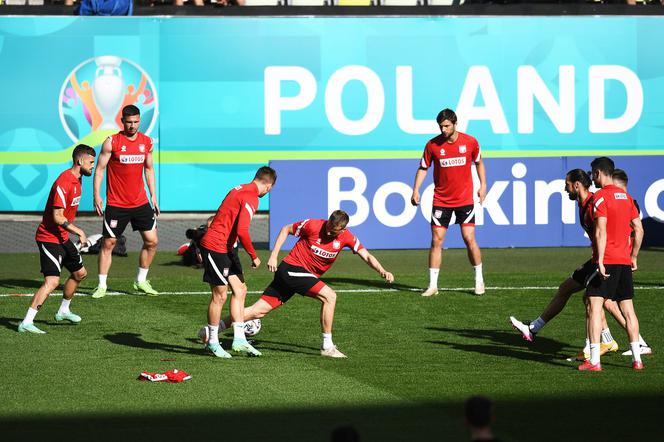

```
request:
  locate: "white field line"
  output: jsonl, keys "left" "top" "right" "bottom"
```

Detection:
{"left": 1, "top": 286, "right": 663, "bottom": 298}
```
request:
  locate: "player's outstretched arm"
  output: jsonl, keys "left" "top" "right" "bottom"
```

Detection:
{"left": 268, "top": 224, "right": 294, "bottom": 272}
{"left": 144, "top": 152, "right": 160, "bottom": 216}
{"left": 93, "top": 138, "right": 112, "bottom": 216}
{"left": 357, "top": 248, "right": 394, "bottom": 283}
{"left": 53, "top": 208, "right": 87, "bottom": 246}
{"left": 630, "top": 216, "right": 644, "bottom": 272}
{"left": 476, "top": 158, "right": 487, "bottom": 204}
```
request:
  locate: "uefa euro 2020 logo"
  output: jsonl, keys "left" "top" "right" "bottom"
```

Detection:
{"left": 59, "top": 55, "right": 158, "bottom": 142}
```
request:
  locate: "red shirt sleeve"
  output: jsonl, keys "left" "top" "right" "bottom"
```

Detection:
{"left": 472, "top": 137, "right": 481, "bottom": 163}
{"left": 52, "top": 179, "right": 68, "bottom": 210}
{"left": 593, "top": 192, "right": 608, "bottom": 219}
{"left": 344, "top": 230, "right": 365, "bottom": 254}
{"left": 147, "top": 136, "right": 154, "bottom": 153}
{"left": 292, "top": 219, "right": 311, "bottom": 238}
{"left": 420, "top": 142, "right": 432, "bottom": 169}
{"left": 236, "top": 197, "right": 258, "bottom": 260}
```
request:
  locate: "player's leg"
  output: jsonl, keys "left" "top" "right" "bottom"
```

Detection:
{"left": 94, "top": 206, "right": 128, "bottom": 298}
{"left": 602, "top": 298, "right": 649, "bottom": 355}
{"left": 18, "top": 275, "right": 60, "bottom": 334}
{"left": 308, "top": 282, "right": 346, "bottom": 358}
{"left": 617, "top": 299, "right": 643, "bottom": 369}
{"left": 133, "top": 204, "right": 159, "bottom": 295}
{"left": 460, "top": 223, "right": 484, "bottom": 295}
{"left": 206, "top": 283, "right": 232, "bottom": 358}
{"left": 55, "top": 240, "right": 87, "bottom": 323}
{"left": 227, "top": 275, "right": 260, "bottom": 356}
{"left": 579, "top": 295, "right": 604, "bottom": 371}
{"left": 423, "top": 208, "right": 448, "bottom": 297}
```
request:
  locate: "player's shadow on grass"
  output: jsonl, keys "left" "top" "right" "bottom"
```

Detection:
{"left": 105, "top": 332, "right": 205, "bottom": 355}
{"left": 0, "top": 278, "right": 43, "bottom": 290}
{"left": 183, "top": 337, "right": 320, "bottom": 356}
{"left": 426, "top": 326, "right": 571, "bottom": 367}
{"left": 0, "top": 316, "right": 55, "bottom": 331}
{"left": 325, "top": 277, "right": 420, "bottom": 292}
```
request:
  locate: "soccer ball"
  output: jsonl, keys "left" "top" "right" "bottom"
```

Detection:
{"left": 244, "top": 319, "right": 262, "bottom": 337}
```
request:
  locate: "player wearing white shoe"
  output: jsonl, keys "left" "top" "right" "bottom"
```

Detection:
{"left": 216, "top": 210, "right": 394, "bottom": 358}
{"left": 410, "top": 108, "right": 487, "bottom": 297}
{"left": 18, "top": 145, "right": 96, "bottom": 334}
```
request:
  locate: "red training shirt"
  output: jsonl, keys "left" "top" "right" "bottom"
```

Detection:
{"left": 592, "top": 184, "right": 639, "bottom": 265}
{"left": 420, "top": 132, "right": 481, "bottom": 207}
{"left": 578, "top": 192, "right": 598, "bottom": 263}
{"left": 106, "top": 131, "right": 153, "bottom": 208}
{"left": 283, "top": 219, "right": 365, "bottom": 277}
{"left": 35, "top": 170, "right": 81, "bottom": 244}
{"left": 200, "top": 182, "right": 259, "bottom": 259}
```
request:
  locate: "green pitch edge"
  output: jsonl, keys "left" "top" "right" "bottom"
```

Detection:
{"left": 0, "top": 130, "right": 115, "bottom": 165}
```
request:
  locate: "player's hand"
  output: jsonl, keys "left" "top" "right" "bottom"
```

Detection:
{"left": 382, "top": 271, "right": 394, "bottom": 283}
{"left": 78, "top": 232, "right": 88, "bottom": 248}
{"left": 598, "top": 263, "right": 609, "bottom": 280}
{"left": 151, "top": 197, "right": 160, "bottom": 216}
{"left": 410, "top": 190, "right": 420, "bottom": 206}
{"left": 251, "top": 257, "right": 261, "bottom": 269}
{"left": 631, "top": 257, "right": 638, "bottom": 272}
{"left": 267, "top": 256, "right": 278, "bottom": 272}
{"left": 94, "top": 196, "right": 104, "bottom": 216}
{"left": 478, "top": 185, "right": 487, "bottom": 205}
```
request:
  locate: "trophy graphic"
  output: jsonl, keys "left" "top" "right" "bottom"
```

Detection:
{"left": 92, "top": 56, "right": 124, "bottom": 130}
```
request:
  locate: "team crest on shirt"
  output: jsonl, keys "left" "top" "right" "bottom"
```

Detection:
{"left": 333, "top": 240, "right": 341, "bottom": 250}
{"left": 223, "top": 268, "right": 229, "bottom": 277}
{"left": 459, "top": 145, "right": 467, "bottom": 154}
{"left": 439, "top": 148, "right": 446, "bottom": 156}
{"left": 139, "top": 144, "right": 145, "bottom": 153}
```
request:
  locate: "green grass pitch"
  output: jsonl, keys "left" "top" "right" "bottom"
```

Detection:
{"left": 0, "top": 247, "right": 662, "bottom": 441}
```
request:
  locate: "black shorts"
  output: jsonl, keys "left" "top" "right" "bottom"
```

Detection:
{"left": 431, "top": 205, "right": 475, "bottom": 229}
{"left": 103, "top": 203, "right": 156, "bottom": 238}
{"left": 201, "top": 247, "right": 244, "bottom": 287}
{"left": 263, "top": 262, "right": 324, "bottom": 305}
{"left": 37, "top": 240, "right": 84, "bottom": 277}
{"left": 586, "top": 264, "right": 634, "bottom": 301}
{"left": 571, "top": 260, "right": 600, "bottom": 287}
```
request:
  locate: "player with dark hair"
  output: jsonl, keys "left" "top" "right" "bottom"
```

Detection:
{"left": 579, "top": 159, "right": 645, "bottom": 371}
{"left": 92, "top": 104, "right": 160, "bottom": 298}
{"left": 18, "top": 145, "right": 96, "bottom": 333}
{"left": 465, "top": 396, "right": 500, "bottom": 442}
{"left": 200, "top": 166, "right": 277, "bottom": 358}
{"left": 411, "top": 108, "right": 487, "bottom": 297}
{"left": 207, "top": 210, "right": 394, "bottom": 358}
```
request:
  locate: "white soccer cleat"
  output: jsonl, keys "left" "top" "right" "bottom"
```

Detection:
{"left": 474, "top": 281, "right": 485, "bottom": 296}
{"left": 321, "top": 346, "right": 347, "bottom": 358}
{"left": 197, "top": 326, "right": 209, "bottom": 345}
{"left": 421, "top": 287, "right": 439, "bottom": 297}
{"left": 509, "top": 316, "right": 533, "bottom": 342}
{"left": 621, "top": 346, "right": 653, "bottom": 357}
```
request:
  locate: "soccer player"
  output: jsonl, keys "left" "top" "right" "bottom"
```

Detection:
{"left": 200, "top": 166, "right": 277, "bottom": 358}
{"left": 410, "top": 108, "right": 487, "bottom": 297}
{"left": 91, "top": 104, "right": 160, "bottom": 298}
{"left": 18, "top": 145, "right": 96, "bottom": 333}
{"left": 212, "top": 210, "right": 395, "bottom": 358}
{"left": 579, "top": 157, "right": 644, "bottom": 371}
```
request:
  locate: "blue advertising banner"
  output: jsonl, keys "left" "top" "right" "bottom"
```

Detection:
{"left": 1, "top": 17, "right": 664, "bottom": 211}
{"left": 269, "top": 157, "right": 664, "bottom": 249}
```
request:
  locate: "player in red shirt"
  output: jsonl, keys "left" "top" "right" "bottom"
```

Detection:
{"left": 207, "top": 210, "right": 394, "bottom": 358}
{"left": 92, "top": 105, "right": 160, "bottom": 298}
{"left": 579, "top": 157, "right": 644, "bottom": 372}
{"left": 200, "top": 167, "right": 277, "bottom": 358}
{"left": 411, "top": 108, "right": 487, "bottom": 297}
{"left": 18, "top": 145, "right": 96, "bottom": 334}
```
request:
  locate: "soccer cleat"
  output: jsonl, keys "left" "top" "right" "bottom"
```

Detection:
{"left": 197, "top": 326, "right": 209, "bottom": 345}
{"left": 509, "top": 316, "right": 533, "bottom": 342}
{"left": 232, "top": 340, "right": 262, "bottom": 357}
{"left": 133, "top": 280, "right": 159, "bottom": 296}
{"left": 91, "top": 286, "right": 107, "bottom": 299}
{"left": 18, "top": 322, "right": 46, "bottom": 334}
{"left": 578, "top": 360, "right": 602, "bottom": 371}
{"left": 54, "top": 311, "right": 82, "bottom": 323}
{"left": 206, "top": 342, "right": 232, "bottom": 359}
{"left": 600, "top": 340, "right": 619, "bottom": 355}
{"left": 576, "top": 350, "right": 590, "bottom": 361}
{"left": 632, "top": 361, "right": 644, "bottom": 370}
{"left": 321, "top": 346, "right": 347, "bottom": 358}
{"left": 622, "top": 346, "right": 653, "bottom": 357}
{"left": 474, "top": 281, "right": 485, "bottom": 296}
{"left": 421, "top": 287, "right": 439, "bottom": 297}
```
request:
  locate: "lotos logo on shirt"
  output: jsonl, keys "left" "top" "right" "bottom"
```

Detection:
{"left": 119, "top": 154, "right": 146, "bottom": 164}
{"left": 439, "top": 157, "right": 466, "bottom": 168}
{"left": 71, "top": 196, "right": 81, "bottom": 206}
{"left": 614, "top": 193, "right": 628, "bottom": 200}
{"left": 310, "top": 245, "right": 338, "bottom": 259}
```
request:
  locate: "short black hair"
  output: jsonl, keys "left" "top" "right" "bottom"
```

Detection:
{"left": 72, "top": 144, "right": 96, "bottom": 163}
{"left": 122, "top": 104, "right": 140, "bottom": 119}
{"left": 590, "top": 157, "right": 615, "bottom": 176}
{"left": 254, "top": 166, "right": 277, "bottom": 184}
{"left": 465, "top": 395, "right": 493, "bottom": 428}
{"left": 436, "top": 108, "right": 457, "bottom": 125}
{"left": 566, "top": 169, "right": 591, "bottom": 189}
{"left": 331, "top": 425, "right": 360, "bottom": 442}
{"left": 328, "top": 210, "right": 350, "bottom": 229}
{"left": 612, "top": 168, "right": 629, "bottom": 186}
